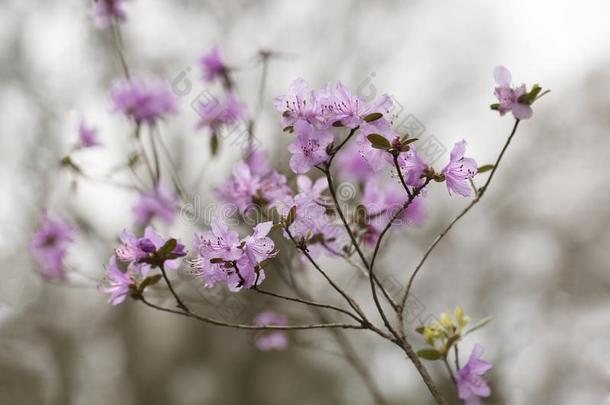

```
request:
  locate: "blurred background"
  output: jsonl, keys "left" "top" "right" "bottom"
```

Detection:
{"left": 1, "top": 0, "right": 609, "bottom": 404}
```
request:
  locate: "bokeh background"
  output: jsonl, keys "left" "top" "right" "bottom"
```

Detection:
{"left": 1, "top": 0, "right": 609, "bottom": 404}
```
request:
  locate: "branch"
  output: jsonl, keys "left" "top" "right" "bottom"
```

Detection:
{"left": 399, "top": 119, "right": 521, "bottom": 313}
{"left": 252, "top": 286, "right": 363, "bottom": 324}
{"left": 159, "top": 262, "right": 189, "bottom": 312}
{"left": 138, "top": 295, "right": 363, "bottom": 331}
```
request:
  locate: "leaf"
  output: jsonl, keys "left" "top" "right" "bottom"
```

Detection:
{"left": 462, "top": 316, "right": 494, "bottom": 337}
{"left": 362, "top": 112, "right": 383, "bottom": 122}
{"left": 477, "top": 164, "right": 495, "bottom": 174}
{"left": 139, "top": 274, "right": 163, "bottom": 292}
{"left": 403, "top": 138, "right": 418, "bottom": 145}
{"left": 417, "top": 348, "right": 442, "bottom": 361}
{"left": 210, "top": 133, "right": 219, "bottom": 156}
{"left": 157, "top": 238, "right": 177, "bottom": 258}
{"left": 367, "top": 134, "right": 391, "bottom": 150}
{"left": 283, "top": 125, "right": 294, "bottom": 133}
{"left": 489, "top": 103, "right": 500, "bottom": 111}
{"left": 332, "top": 120, "right": 344, "bottom": 127}
{"left": 285, "top": 206, "right": 297, "bottom": 227}
{"left": 209, "top": 257, "right": 225, "bottom": 264}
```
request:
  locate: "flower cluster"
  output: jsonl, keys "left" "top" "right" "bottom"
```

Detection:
{"left": 491, "top": 65, "right": 547, "bottom": 120}
{"left": 110, "top": 78, "right": 178, "bottom": 125}
{"left": 78, "top": 120, "right": 102, "bottom": 148}
{"left": 215, "top": 151, "right": 290, "bottom": 213}
{"left": 416, "top": 307, "right": 494, "bottom": 404}
{"left": 31, "top": 214, "right": 73, "bottom": 280}
{"left": 99, "top": 227, "right": 187, "bottom": 305}
{"left": 190, "top": 217, "right": 277, "bottom": 291}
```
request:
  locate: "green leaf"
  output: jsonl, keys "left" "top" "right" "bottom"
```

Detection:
{"left": 363, "top": 112, "right": 383, "bottom": 122}
{"left": 462, "top": 316, "right": 494, "bottom": 337}
{"left": 367, "top": 134, "right": 391, "bottom": 150}
{"left": 490, "top": 103, "right": 500, "bottom": 111}
{"left": 332, "top": 120, "right": 344, "bottom": 127}
{"left": 477, "top": 164, "right": 495, "bottom": 174}
{"left": 283, "top": 126, "right": 294, "bottom": 133}
{"left": 209, "top": 258, "right": 225, "bottom": 264}
{"left": 157, "top": 238, "right": 177, "bottom": 258}
{"left": 285, "top": 205, "right": 297, "bottom": 227}
{"left": 210, "top": 133, "right": 219, "bottom": 156}
{"left": 417, "top": 348, "right": 442, "bottom": 361}
{"left": 138, "top": 274, "right": 163, "bottom": 292}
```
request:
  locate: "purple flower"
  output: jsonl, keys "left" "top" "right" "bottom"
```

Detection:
{"left": 322, "top": 81, "right": 392, "bottom": 128}
{"left": 78, "top": 120, "right": 101, "bottom": 148}
{"left": 195, "top": 91, "right": 245, "bottom": 133}
{"left": 98, "top": 256, "right": 133, "bottom": 305}
{"left": 335, "top": 141, "right": 375, "bottom": 183}
{"left": 493, "top": 65, "right": 532, "bottom": 120}
{"left": 132, "top": 183, "right": 177, "bottom": 226}
{"left": 274, "top": 78, "right": 326, "bottom": 129}
{"left": 361, "top": 179, "right": 425, "bottom": 247}
{"left": 254, "top": 311, "right": 288, "bottom": 351}
{"left": 31, "top": 214, "right": 73, "bottom": 280}
{"left": 110, "top": 78, "right": 178, "bottom": 125}
{"left": 356, "top": 120, "right": 398, "bottom": 172}
{"left": 456, "top": 344, "right": 492, "bottom": 404}
{"left": 442, "top": 140, "right": 478, "bottom": 197}
{"left": 90, "top": 0, "right": 128, "bottom": 28}
{"left": 199, "top": 46, "right": 227, "bottom": 84}
{"left": 115, "top": 227, "right": 186, "bottom": 274}
{"left": 191, "top": 217, "right": 277, "bottom": 291}
{"left": 396, "top": 149, "right": 427, "bottom": 187}
{"left": 216, "top": 153, "right": 291, "bottom": 213}
{"left": 296, "top": 175, "right": 328, "bottom": 203}
{"left": 287, "top": 120, "right": 333, "bottom": 174}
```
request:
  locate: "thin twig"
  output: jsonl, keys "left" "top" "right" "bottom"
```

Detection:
{"left": 399, "top": 119, "right": 521, "bottom": 313}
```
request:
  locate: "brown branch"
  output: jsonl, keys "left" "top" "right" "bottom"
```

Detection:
{"left": 399, "top": 119, "right": 521, "bottom": 313}
{"left": 138, "top": 295, "right": 363, "bottom": 331}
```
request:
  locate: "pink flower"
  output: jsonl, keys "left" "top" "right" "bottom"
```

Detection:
{"left": 191, "top": 217, "right": 277, "bottom": 291}
{"left": 361, "top": 179, "right": 425, "bottom": 247}
{"left": 287, "top": 120, "right": 333, "bottom": 174}
{"left": 132, "top": 183, "right": 177, "bottom": 226}
{"left": 195, "top": 91, "right": 245, "bottom": 133}
{"left": 322, "top": 81, "right": 392, "bottom": 128}
{"left": 110, "top": 78, "right": 178, "bottom": 125}
{"left": 335, "top": 141, "right": 375, "bottom": 183}
{"left": 356, "top": 120, "right": 397, "bottom": 172}
{"left": 274, "top": 78, "right": 326, "bottom": 129}
{"left": 254, "top": 311, "right": 288, "bottom": 351}
{"left": 98, "top": 256, "right": 133, "bottom": 305}
{"left": 493, "top": 65, "right": 532, "bottom": 120}
{"left": 396, "top": 149, "right": 427, "bottom": 187}
{"left": 115, "top": 227, "right": 186, "bottom": 274}
{"left": 90, "top": 0, "right": 128, "bottom": 28}
{"left": 199, "top": 46, "right": 227, "bottom": 83}
{"left": 31, "top": 213, "right": 73, "bottom": 280}
{"left": 456, "top": 344, "right": 492, "bottom": 404}
{"left": 442, "top": 140, "right": 477, "bottom": 197}
{"left": 78, "top": 120, "right": 101, "bottom": 148}
{"left": 216, "top": 153, "right": 290, "bottom": 212}
{"left": 296, "top": 175, "right": 328, "bottom": 203}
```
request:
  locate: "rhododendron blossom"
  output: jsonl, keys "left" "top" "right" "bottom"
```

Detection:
{"left": 31, "top": 214, "right": 73, "bottom": 280}
{"left": 456, "top": 344, "right": 493, "bottom": 404}
{"left": 493, "top": 65, "right": 532, "bottom": 120}
{"left": 287, "top": 120, "right": 334, "bottom": 174}
{"left": 254, "top": 311, "right": 288, "bottom": 351}
{"left": 442, "top": 140, "right": 478, "bottom": 197}
{"left": 110, "top": 79, "right": 178, "bottom": 125}
{"left": 78, "top": 120, "right": 101, "bottom": 148}
{"left": 90, "top": 0, "right": 128, "bottom": 28}
{"left": 115, "top": 227, "right": 186, "bottom": 274}
{"left": 191, "top": 217, "right": 276, "bottom": 291}
{"left": 98, "top": 256, "right": 134, "bottom": 305}
{"left": 195, "top": 91, "right": 245, "bottom": 133}
{"left": 199, "top": 46, "right": 227, "bottom": 84}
